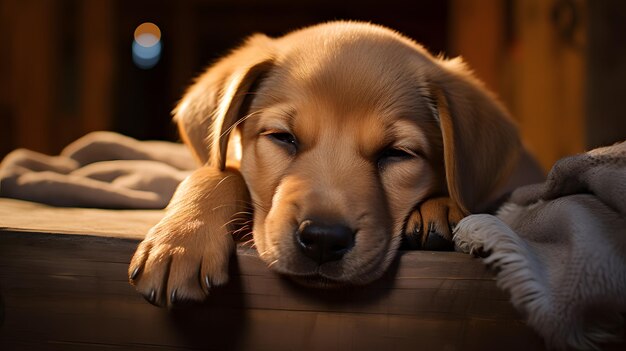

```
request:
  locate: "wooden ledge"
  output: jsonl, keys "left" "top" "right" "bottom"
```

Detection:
{"left": 0, "top": 199, "right": 547, "bottom": 350}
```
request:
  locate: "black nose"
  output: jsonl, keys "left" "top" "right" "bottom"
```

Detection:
{"left": 296, "top": 220, "right": 355, "bottom": 264}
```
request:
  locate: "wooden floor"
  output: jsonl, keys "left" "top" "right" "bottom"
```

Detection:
{"left": 0, "top": 199, "right": 570, "bottom": 350}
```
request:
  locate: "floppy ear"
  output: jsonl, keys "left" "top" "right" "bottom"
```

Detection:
{"left": 430, "top": 57, "right": 521, "bottom": 214}
{"left": 173, "top": 34, "right": 274, "bottom": 170}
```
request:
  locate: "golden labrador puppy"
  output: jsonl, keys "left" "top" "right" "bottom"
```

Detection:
{"left": 129, "top": 21, "right": 543, "bottom": 306}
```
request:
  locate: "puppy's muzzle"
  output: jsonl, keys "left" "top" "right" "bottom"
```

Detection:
{"left": 296, "top": 220, "right": 355, "bottom": 264}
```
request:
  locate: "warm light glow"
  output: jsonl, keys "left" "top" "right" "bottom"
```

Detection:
{"left": 231, "top": 130, "right": 243, "bottom": 162}
{"left": 134, "top": 22, "right": 161, "bottom": 45}
{"left": 132, "top": 22, "right": 162, "bottom": 69}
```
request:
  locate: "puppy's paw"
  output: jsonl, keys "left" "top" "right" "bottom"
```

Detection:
{"left": 128, "top": 217, "right": 234, "bottom": 307}
{"left": 403, "top": 197, "right": 466, "bottom": 251}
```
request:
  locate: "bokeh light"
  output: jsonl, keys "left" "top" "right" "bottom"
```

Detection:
{"left": 132, "top": 22, "right": 162, "bottom": 69}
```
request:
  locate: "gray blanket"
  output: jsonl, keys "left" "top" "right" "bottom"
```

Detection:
{"left": 455, "top": 141, "right": 626, "bottom": 350}
{"left": 0, "top": 132, "right": 195, "bottom": 208}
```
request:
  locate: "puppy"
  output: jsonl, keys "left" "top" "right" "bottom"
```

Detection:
{"left": 128, "top": 21, "right": 544, "bottom": 306}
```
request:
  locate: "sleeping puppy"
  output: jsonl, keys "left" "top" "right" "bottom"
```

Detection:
{"left": 128, "top": 21, "right": 544, "bottom": 306}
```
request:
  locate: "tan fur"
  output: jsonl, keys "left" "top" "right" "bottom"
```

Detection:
{"left": 129, "top": 21, "right": 544, "bottom": 306}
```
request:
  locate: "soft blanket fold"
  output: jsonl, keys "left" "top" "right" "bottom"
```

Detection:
{"left": 0, "top": 131, "right": 196, "bottom": 209}
{"left": 455, "top": 141, "right": 626, "bottom": 350}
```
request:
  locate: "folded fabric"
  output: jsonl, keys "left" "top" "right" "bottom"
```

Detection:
{"left": 0, "top": 131, "right": 196, "bottom": 209}
{"left": 454, "top": 141, "right": 626, "bottom": 350}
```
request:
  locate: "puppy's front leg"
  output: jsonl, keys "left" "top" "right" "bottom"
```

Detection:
{"left": 128, "top": 167, "right": 249, "bottom": 307}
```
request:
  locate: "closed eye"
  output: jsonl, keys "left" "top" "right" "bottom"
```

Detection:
{"left": 377, "top": 146, "right": 419, "bottom": 169}
{"left": 261, "top": 130, "right": 298, "bottom": 152}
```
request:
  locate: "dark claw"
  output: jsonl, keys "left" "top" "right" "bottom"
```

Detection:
{"left": 170, "top": 289, "right": 178, "bottom": 304}
{"left": 130, "top": 267, "right": 140, "bottom": 280}
{"left": 142, "top": 289, "right": 160, "bottom": 306}
{"left": 423, "top": 231, "right": 454, "bottom": 251}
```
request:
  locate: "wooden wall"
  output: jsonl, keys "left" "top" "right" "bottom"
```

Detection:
{"left": 0, "top": 0, "right": 447, "bottom": 157}
{"left": 450, "top": 0, "right": 588, "bottom": 170}
{"left": 586, "top": 0, "right": 626, "bottom": 149}
{"left": 2, "top": 0, "right": 624, "bottom": 169}
{"left": 508, "top": 0, "right": 587, "bottom": 169}
{"left": 0, "top": 0, "right": 115, "bottom": 156}
{"left": 2, "top": 0, "right": 61, "bottom": 154}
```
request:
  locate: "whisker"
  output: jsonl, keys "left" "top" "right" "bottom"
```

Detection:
{"left": 230, "top": 211, "right": 253, "bottom": 217}
{"left": 257, "top": 248, "right": 272, "bottom": 258}
{"left": 219, "top": 108, "right": 267, "bottom": 140}
{"left": 200, "top": 175, "right": 239, "bottom": 202}
{"left": 237, "top": 231, "right": 253, "bottom": 239}
{"left": 231, "top": 225, "right": 251, "bottom": 236}
{"left": 240, "top": 239, "right": 255, "bottom": 248}
{"left": 210, "top": 203, "right": 246, "bottom": 212}
{"left": 222, "top": 217, "right": 248, "bottom": 228}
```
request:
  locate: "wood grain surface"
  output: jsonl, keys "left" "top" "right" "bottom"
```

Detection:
{"left": 3, "top": 198, "right": 622, "bottom": 350}
{"left": 0, "top": 229, "right": 550, "bottom": 351}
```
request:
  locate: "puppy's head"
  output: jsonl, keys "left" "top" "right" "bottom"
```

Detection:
{"left": 176, "top": 21, "right": 520, "bottom": 286}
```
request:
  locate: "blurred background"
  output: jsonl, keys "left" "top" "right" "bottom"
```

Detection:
{"left": 0, "top": 0, "right": 624, "bottom": 170}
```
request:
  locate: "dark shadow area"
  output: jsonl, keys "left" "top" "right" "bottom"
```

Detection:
{"left": 275, "top": 253, "right": 402, "bottom": 308}
{"left": 167, "top": 254, "right": 248, "bottom": 350}
{"left": 0, "top": 290, "right": 4, "bottom": 329}
{"left": 165, "top": 246, "right": 404, "bottom": 348}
